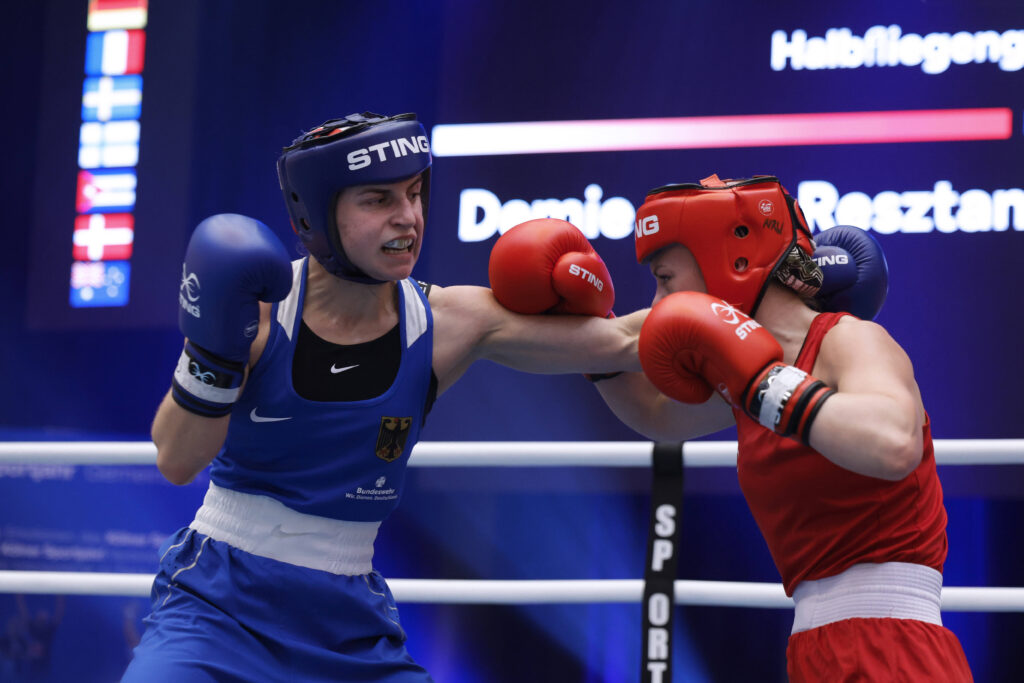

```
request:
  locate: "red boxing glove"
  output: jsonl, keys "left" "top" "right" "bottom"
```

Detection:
{"left": 639, "top": 291, "right": 835, "bottom": 444}
{"left": 488, "top": 218, "right": 614, "bottom": 316}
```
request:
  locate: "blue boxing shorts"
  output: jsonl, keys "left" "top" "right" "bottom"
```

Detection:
{"left": 121, "top": 527, "right": 433, "bottom": 682}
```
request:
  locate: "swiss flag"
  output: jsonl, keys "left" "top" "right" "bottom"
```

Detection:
{"left": 73, "top": 213, "right": 134, "bottom": 261}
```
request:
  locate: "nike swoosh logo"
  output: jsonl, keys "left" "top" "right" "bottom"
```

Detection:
{"left": 250, "top": 408, "right": 292, "bottom": 423}
{"left": 330, "top": 364, "right": 359, "bottom": 374}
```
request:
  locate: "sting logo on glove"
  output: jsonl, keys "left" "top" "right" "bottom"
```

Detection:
{"left": 640, "top": 291, "right": 835, "bottom": 445}
{"left": 567, "top": 263, "right": 605, "bottom": 292}
{"left": 179, "top": 265, "right": 202, "bottom": 319}
{"left": 488, "top": 218, "right": 615, "bottom": 317}
{"left": 710, "top": 301, "right": 762, "bottom": 340}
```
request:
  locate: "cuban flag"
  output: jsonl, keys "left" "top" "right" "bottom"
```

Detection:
{"left": 70, "top": 260, "right": 131, "bottom": 308}
{"left": 73, "top": 213, "right": 134, "bottom": 261}
{"left": 85, "top": 29, "right": 146, "bottom": 76}
{"left": 87, "top": 0, "right": 148, "bottom": 32}
{"left": 82, "top": 75, "right": 142, "bottom": 122}
{"left": 79, "top": 120, "right": 140, "bottom": 169}
{"left": 76, "top": 169, "right": 136, "bottom": 213}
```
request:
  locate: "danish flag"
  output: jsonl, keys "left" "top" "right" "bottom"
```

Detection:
{"left": 73, "top": 213, "right": 134, "bottom": 261}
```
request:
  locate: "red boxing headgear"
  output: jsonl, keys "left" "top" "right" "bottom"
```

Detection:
{"left": 635, "top": 174, "right": 818, "bottom": 315}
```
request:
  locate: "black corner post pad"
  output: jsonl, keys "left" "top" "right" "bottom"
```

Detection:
{"left": 641, "top": 441, "right": 685, "bottom": 683}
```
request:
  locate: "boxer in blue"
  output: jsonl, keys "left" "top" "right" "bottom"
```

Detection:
{"left": 121, "top": 113, "right": 643, "bottom": 682}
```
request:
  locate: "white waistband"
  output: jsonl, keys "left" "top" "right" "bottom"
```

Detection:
{"left": 189, "top": 482, "right": 380, "bottom": 575}
{"left": 791, "top": 562, "right": 943, "bottom": 634}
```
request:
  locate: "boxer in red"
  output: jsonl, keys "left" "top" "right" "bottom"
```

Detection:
{"left": 593, "top": 175, "right": 972, "bottom": 681}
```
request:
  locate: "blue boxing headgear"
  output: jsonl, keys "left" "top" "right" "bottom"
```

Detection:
{"left": 277, "top": 112, "right": 432, "bottom": 283}
{"left": 812, "top": 225, "right": 889, "bottom": 320}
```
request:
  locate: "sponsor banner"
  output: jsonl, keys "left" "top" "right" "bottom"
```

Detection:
{"left": 431, "top": 109, "right": 1011, "bottom": 157}
{"left": 0, "top": 462, "right": 203, "bottom": 572}
{"left": 797, "top": 180, "right": 1024, "bottom": 234}
{"left": 771, "top": 25, "right": 1024, "bottom": 75}
{"left": 454, "top": 180, "right": 1024, "bottom": 242}
{"left": 458, "top": 183, "right": 635, "bottom": 242}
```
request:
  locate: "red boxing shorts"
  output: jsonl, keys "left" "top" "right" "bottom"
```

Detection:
{"left": 787, "top": 617, "right": 972, "bottom": 682}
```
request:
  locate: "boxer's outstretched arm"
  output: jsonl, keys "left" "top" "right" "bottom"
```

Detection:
{"left": 432, "top": 216, "right": 637, "bottom": 383}
{"left": 428, "top": 285, "right": 642, "bottom": 396}
{"left": 592, "top": 371, "right": 735, "bottom": 442}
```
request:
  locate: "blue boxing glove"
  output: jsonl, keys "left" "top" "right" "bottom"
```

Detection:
{"left": 812, "top": 225, "right": 889, "bottom": 320}
{"left": 172, "top": 214, "right": 293, "bottom": 417}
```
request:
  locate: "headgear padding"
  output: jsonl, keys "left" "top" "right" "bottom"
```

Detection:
{"left": 635, "top": 174, "right": 820, "bottom": 315}
{"left": 277, "top": 112, "right": 431, "bottom": 283}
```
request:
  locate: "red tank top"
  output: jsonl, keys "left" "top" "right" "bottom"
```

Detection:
{"left": 734, "top": 312, "right": 948, "bottom": 596}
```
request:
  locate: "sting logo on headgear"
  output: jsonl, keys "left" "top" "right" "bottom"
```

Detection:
{"left": 635, "top": 214, "right": 660, "bottom": 238}
{"left": 347, "top": 135, "right": 431, "bottom": 171}
{"left": 277, "top": 112, "right": 432, "bottom": 284}
{"left": 375, "top": 416, "right": 413, "bottom": 462}
{"left": 634, "top": 174, "right": 818, "bottom": 316}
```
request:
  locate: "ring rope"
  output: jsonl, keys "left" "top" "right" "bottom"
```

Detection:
{"left": 0, "top": 571, "right": 1022, "bottom": 612}
{"left": 0, "top": 439, "right": 1022, "bottom": 466}
{"left": 1, "top": 439, "right": 1021, "bottom": 611}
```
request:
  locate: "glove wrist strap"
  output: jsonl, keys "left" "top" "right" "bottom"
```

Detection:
{"left": 171, "top": 341, "right": 246, "bottom": 417}
{"left": 745, "top": 362, "right": 835, "bottom": 445}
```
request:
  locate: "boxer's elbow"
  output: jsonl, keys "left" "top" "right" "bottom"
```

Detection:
{"left": 155, "top": 448, "right": 202, "bottom": 486}
{"left": 875, "top": 429, "right": 923, "bottom": 481}
{"left": 153, "top": 433, "right": 215, "bottom": 485}
{"left": 150, "top": 397, "right": 222, "bottom": 485}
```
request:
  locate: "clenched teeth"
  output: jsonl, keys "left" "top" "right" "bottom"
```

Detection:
{"left": 383, "top": 238, "right": 413, "bottom": 251}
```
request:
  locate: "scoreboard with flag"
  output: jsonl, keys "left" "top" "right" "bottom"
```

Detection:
{"left": 69, "top": 0, "right": 147, "bottom": 309}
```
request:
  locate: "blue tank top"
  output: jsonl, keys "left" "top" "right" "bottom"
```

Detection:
{"left": 210, "top": 258, "right": 434, "bottom": 522}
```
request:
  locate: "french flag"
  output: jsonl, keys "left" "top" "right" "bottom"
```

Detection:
{"left": 85, "top": 29, "right": 146, "bottom": 76}
{"left": 73, "top": 213, "right": 134, "bottom": 261}
{"left": 76, "top": 169, "right": 137, "bottom": 213}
